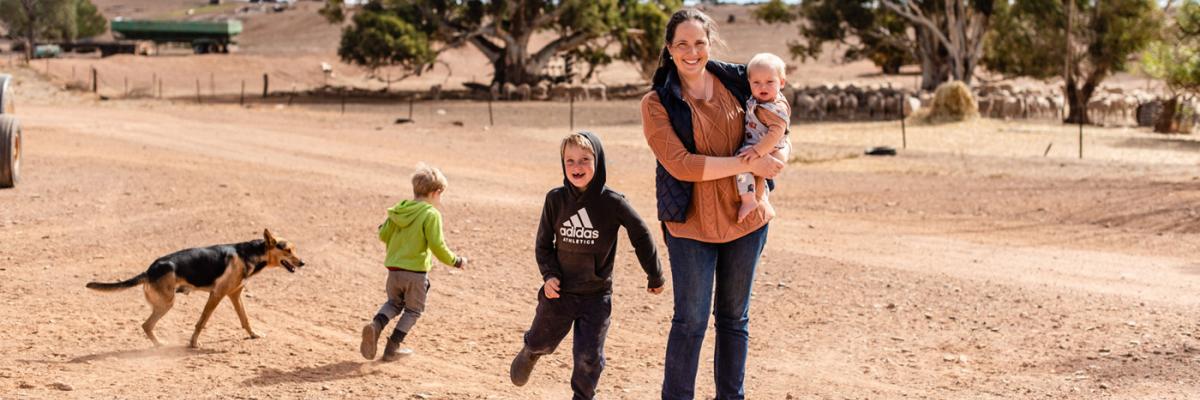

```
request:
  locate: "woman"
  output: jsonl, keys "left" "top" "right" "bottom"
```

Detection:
{"left": 640, "top": 8, "right": 789, "bottom": 400}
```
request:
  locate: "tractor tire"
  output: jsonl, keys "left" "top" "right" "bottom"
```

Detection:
{"left": 0, "top": 74, "right": 12, "bottom": 114}
{"left": 0, "top": 115, "right": 21, "bottom": 188}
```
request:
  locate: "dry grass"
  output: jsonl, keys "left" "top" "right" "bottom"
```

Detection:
{"left": 911, "top": 80, "right": 979, "bottom": 124}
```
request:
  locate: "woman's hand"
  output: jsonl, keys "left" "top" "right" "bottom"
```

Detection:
{"left": 750, "top": 153, "right": 785, "bottom": 178}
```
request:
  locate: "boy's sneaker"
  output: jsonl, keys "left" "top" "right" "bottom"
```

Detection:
{"left": 360, "top": 323, "right": 380, "bottom": 360}
{"left": 509, "top": 347, "right": 540, "bottom": 386}
{"left": 381, "top": 339, "right": 413, "bottom": 362}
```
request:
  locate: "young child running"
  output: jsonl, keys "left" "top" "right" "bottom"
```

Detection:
{"left": 360, "top": 163, "right": 468, "bottom": 361}
{"left": 734, "top": 52, "right": 792, "bottom": 223}
{"left": 509, "top": 131, "right": 665, "bottom": 399}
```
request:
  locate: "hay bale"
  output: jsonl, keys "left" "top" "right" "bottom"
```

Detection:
{"left": 912, "top": 81, "right": 978, "bottom": 124}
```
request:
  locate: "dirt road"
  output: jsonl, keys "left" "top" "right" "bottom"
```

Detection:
{"left": 1, "top": 74, "right": 1199, "bottom": 399}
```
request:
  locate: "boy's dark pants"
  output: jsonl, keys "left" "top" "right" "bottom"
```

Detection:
{"left": 523, "top": 289, "right": 612, "bottom": 400}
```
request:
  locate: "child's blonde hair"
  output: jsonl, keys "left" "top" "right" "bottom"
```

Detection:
{"left": 411, "top": 162, "right": 448, "bottom": 197}
{"left": 560, "top": 132, "right": 595, "bottom": 159}
{"left": 747, "top": 53, "right": 787, "bottom": 80}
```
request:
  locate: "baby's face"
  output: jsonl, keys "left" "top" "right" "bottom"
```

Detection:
{"left": 748, "top": 66, "right": 784, "bottom": 103}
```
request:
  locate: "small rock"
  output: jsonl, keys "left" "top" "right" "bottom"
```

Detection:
{"left": 50, "top": 382, "right": 73, "bottom": 391}
{"left": 18, "top": 382, "right": 35, "bottom": 389}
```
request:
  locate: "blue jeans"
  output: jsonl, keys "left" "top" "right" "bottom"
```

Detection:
{"left": 661, "top": 224, "right": 769, "bottom": 400}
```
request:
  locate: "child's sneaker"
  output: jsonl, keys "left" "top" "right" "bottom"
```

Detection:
{"left": 360, "top": 323, "right": 380, "bottom": 360}
{"left": 381, "top": 339, "right": 413, "bottom": 361}
{"left": 510, "top": 347, "right": 540, "bottom": 386}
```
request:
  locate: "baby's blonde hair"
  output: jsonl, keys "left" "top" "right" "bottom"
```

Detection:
{"left": 560, "top": 132, "right": 595, "bottom": 159}
{"left": 411, "top": 162, "right": 448, "bottom": 197}
{"left": 748, "top": 53, "right": 787, "bottom": 80}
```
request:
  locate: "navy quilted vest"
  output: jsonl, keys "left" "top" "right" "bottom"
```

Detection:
{"left": 651, "top": 60, "right": 755, "bottom": 222}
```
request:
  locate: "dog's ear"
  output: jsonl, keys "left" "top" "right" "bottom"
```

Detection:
{"left": 264, "top": 229, "right": 277, "bottom": 247}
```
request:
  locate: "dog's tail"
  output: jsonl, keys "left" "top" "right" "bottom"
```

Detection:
{"left": 86, "top": 273, "right": 147, "bottom": 292}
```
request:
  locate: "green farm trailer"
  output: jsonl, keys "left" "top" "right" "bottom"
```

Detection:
{"left": 110, "top": 19, "right": 242, "bottom": 54}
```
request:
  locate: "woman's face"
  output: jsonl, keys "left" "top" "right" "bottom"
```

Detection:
{"left": 668, "top": 20, "right": 709, "bottom": 77}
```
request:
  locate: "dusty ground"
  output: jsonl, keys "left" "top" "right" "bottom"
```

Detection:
{"left": 2, "top": 58, "right": 1200, "bottom": 400}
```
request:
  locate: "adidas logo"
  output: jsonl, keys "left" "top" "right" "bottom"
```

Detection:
{"left": 560, "top": 208, "right": 600, "bottom": 240}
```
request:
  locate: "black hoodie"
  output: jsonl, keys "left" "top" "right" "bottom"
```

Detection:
{"left": 535, "top": 131, "right": 665, "bottom": 295}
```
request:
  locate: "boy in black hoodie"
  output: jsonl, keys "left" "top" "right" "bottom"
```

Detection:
{"left": 510, "top": 131, "right": 666, "bottom": 399}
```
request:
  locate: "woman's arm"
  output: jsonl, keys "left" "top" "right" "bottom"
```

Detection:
{"left": 701, "top": 155, "right": 783, "bottom": 181}
{"left": 641, "top": 93, "right": 706, "bottom": 182}
{"left": 642, "top": 93, "right": 786, "bottom": 182}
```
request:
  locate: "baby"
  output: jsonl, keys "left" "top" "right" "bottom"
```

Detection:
{"left": 735, "top": 52, "right": 790, "bottom": 223}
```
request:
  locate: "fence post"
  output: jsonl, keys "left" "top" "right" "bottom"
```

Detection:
{"left": 900, "top": 93, "right": 907, "bottom": 149}
{"left": 91, "top": 67, "right": 97, "bottom": 93}
{"left": 240, "top": 80, "right": 245, "bottom": 106}
{"left": 262, "top": 73, "right": 269, "bottom": 98}
{"left": 569, "top": 95, "right": 575, "bottom": 131}
{"left": 488, "top": 95, "right": 494, "bottom": 126}
{"left": 1078, "top": 98, "right": 1084, "bottom": 159}
{"left": 196, "top": 79, "right": 202, "bottom": 104}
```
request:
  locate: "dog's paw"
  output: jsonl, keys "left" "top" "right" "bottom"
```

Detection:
{"left": 248, "top": 332, "right": 265, "bottom": 340}
{"left": 188, "top": 341, "right": 200, "bottom": 349}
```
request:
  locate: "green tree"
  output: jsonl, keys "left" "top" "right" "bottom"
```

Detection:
{"left": 880, "top": 0, "right": 996, "bottom": 90}
{"left": 0, "top": 0, "right": 106, "bottom": 60}
{"left": 1, "top": 0, "right": 69, "bottom": 60}
{"left": 983, "top": 0, "right": 1161, "bottom": 124}
{"left": 335, "top": 5, "right": 436, "bottom": 76}
{"left": 756, "top": 0, "right": 914, "bottom": 76}
{"left": 325, "top": 0, "right": 677, "bottom": 87}
{"left": 1141, "top": 0, "right": 1200, "bottom": 132}
{"left": 613, "top": 0, "right": 679, "bottom": 82}
{"left": 71, "top": 0, "right": 106, "bottom": 40}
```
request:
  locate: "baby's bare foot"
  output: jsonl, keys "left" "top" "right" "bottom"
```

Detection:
{"left": 737, "top": 194, "right": 758, "bottom": 223}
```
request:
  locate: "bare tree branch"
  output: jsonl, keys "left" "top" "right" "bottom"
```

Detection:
{"left": 531, "top": 30, "right": 594, "bottom": 67}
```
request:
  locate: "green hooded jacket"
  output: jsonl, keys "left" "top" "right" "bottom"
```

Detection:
{"left": 378, "top": 200, "right": 458, "bottom": 272}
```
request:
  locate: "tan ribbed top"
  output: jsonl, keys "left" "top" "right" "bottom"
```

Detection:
{"left": 641, "top": 82, "right": 773, "bottom": 243}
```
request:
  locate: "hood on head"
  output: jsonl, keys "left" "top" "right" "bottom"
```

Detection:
{"left": 562, "top": 130, "right": 607, "bottom": 200}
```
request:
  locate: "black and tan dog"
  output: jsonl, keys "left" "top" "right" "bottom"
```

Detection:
{"left": 87, "top": 229, "right": 305, "bottom": 348}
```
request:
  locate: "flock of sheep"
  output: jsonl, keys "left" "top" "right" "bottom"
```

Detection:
{"left": 427, "top": 80, "right": 1192, "bottom": 129}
